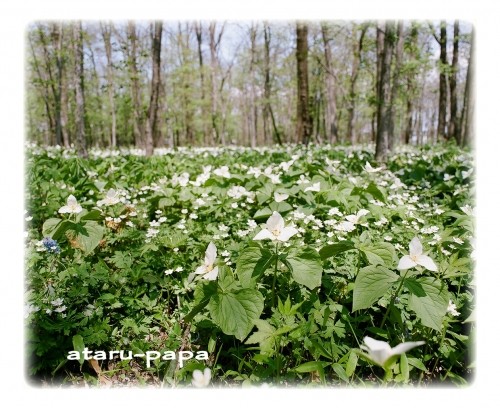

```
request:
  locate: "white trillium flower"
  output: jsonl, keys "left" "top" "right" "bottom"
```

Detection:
{"left": 58, "top": 195, "right": 83, "bottom": 214}
{"left": 447, "top": 300, "right": 460, "bottom": 316}
{"left": 397, "top": 237, "right": 438, "bottom": 271}
{"left": 274, "top": 192, "right": 289, "bottom": 203}
{"left": 253, "top": 212, "right": 298, "bottom": 242}
{"left": 192, "top": 367, "right": 211, "bottom": 388}
{"left": 305, "top": 182, "right": 321, "bottom": 192}
{"left": 345, "top": 209, "right": 370, "bottom": 225}
{"left": 97, "top": 188, "right": 120, "bottom": 207}
{"left": 364, "top": 161, "right": 384, "bottom": 173}
{"left": 361, "top": 336, "right": 425, "bottom": 367}
{"left": 195, "top": 242, "right": 219, "bottom": 281}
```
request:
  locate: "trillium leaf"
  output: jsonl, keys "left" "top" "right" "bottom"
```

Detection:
{"left": 236, "top": 246, "right": 275, "bottom": 288}
{"left": 319, "top": 240, "right": 355, "bottom": 260}
{"left": 407, "top": 277, "right": 449, "bottom": 331}
{"left": 42, "top": 218, "right": 72, "bottom": 241}
{"left": 72, "top": 334, "right": 85, "bottom": 365}
{"left": 207, "top": 288, "right": 264, "bottom": 341}
{"left": 66, "top": 221, "right": 104, "bottom": 254}
{"left": 269, "top": 201, "right": 293, "bottom": 214}
{"left": 253, "top": 207, "right": 273, "bottom": 220}
{"left": 359, "top": 242, "right": 397, "bottom": 268}
{"left": 365, "top": 182, "right": 387, "bottom": 203}
{"left": 286, "top": 247, "right": 323, "bottom": 290}
{"left": 352, "top": 265, "right": 399, "bottom": 312}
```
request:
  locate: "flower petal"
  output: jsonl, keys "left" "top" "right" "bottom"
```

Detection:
{"left": 205, "top": 242, "right": 217, "bottom": 265}
{"left": 391, "top": 341, "right": 425, "bottom": 357}
{"left": 409, "top": 237, "right": 423, "bottom": 257}
{"left": 203, "top": 266, "right": 219, "bottom": 281}
{"left": 67, "top": 195, "right": 77, "bottom": 206}
{"left": 195, "top": 265, "right": 206, "bottom": 275}
{"left": 416, "top": 255, "right": 438, "bottom": 272}
{"left": 266, "top": 211, "right": 284, "bottom": 233}
{"left": 277, "top": 226, "right": 298, "bottom": 242}
{"left": 397, "top": 255, "right": 417, "bottom": 270}
{"left": 253, "top": 229, "right": 275, "bottom": 241}
{"left": 58, "top": 206, "right": 70, "bottom": 214}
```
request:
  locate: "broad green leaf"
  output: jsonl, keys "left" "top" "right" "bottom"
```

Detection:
{"left": 245, "top": 319, "right": 296, "bottom": 355}
{"left": 183, "top": 281, "right": 218, "bottom": 323}
{"left": 269, "top": 201, "right": 293, "bottom": 214}
{"left": 208, "top": 288, "right": 264, "bottom": 341}
{"left": 67, "top": 221, "right": 104, "bottom": 254}
{"left": 286, "top": 247, "right": 323, "bottom": 290}
{"left": 359, "top": 242, "right": 397, "bottom": 267}
{"left": 293, "top": 361, "right": 328, "bottom": 381}
{"left": 352, "top": 265, "right": 399, "bottom": 311}
{"left": 158, "top": 197, "right": 176, "bottom": 208}
{"left": 407, "top": 277, "right": 449, "bottom": 331}
{"left": 253, "top": 207, "right": 273, "bottom": 220}
{"left": 79, "top": 209, "right": 103, "bottom": 221}
{"left": 365, "top": 182, "right": 387, "bottom": 203}
{"left": 332, "top": 363, "right": 350, "bottom": 382}
{"left": 319, "top": 240, "right": 355, "bottom": 260}
{"left": 42, "top": 218, "right": 72, "bottom": 241}
{"left": 400, "top": 352, "right": 409, "bottom": 382}
{"left": 72, "top": 335, "right": 85, "bottom": 365}
{"left": 407, "top": 357, "right": 428, "bottom": 372}
{"left": 236, "top": 246, "right": 275, "bottom": 288}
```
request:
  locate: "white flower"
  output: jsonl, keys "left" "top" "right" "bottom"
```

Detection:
{"left": 274, "top": 192, "right": 289, "bottom": 203}
{"left": 58, "top": 195, "right": 83, "bottom": 214}
{"left": 192, "top": 367, "right": 211, "bottom": 388}
{"left": 447, "top": 300, "right": 460, "bottom": 316}
{"left": 345, "top": 209, "right": 370, "bottom": 225}
{"left": 397, "top": 237, "right": 438, "bottom": 271}
{"left": 164, "top": 269, "right": 174, "bottom": 275}
{"left": 361, "top": 336, "right": 425, "bottom": 367}
{"left": 364, "top": 161, "right": 384, "bottom": 173}
{"left": 305, "top": 182, "right": 321, "bottom": 192}
{"left": 97, "top": 189, "right": 120, "bottom": 206}
{"left": 214, "top": 166, "right": 231, "bottom": 178}
{"left": 51, "top": 298, "right": 64, "bottom": 307}
{"left": 460, "top": 205, "right": 474, "bottom": 216}
{"left": 253, "top": 212, "right": 298, "bottom": 242}
{"left": 195, "top": 242, "right": 219, "bottom": 281}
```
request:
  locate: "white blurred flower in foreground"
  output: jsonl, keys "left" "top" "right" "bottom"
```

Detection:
{"left": 274, "top": 192, "right": 289, "bottom": 203}
{"left": 364, "top": 161, "right": 384, "bottom": 173}
{"left": 345, "top": 209, "right": 370, "bottom": 225}
{"left": 58, "top": 195, "right": 82, "bottom": 214}
{"left": 397, "top": 237, "right": 437, "bottom": 272}
{"left": 97, "top": 188, "right": 120, "bottom": 206}
{"left": 195, "top": 242, "right": 219, "bottom": 281}
{"left": 305, "top": 182, "right": 321, "bottom": 192}
{"left": 361, "top": 336, "right": 425, "bottom": 367}
{"left": 192, "top": 367, "right": 211, "bottom": 388}
{"left": 254, "top": 212, "right": 298, "bottom": 242}
{"left": 447, "top": 300, "right": 460, "bottom": 316}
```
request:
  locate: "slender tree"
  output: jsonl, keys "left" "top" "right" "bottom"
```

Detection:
{"left": 449, "top": 20, "right": 460, "bottom": 144}
{"left": 296, "top": 21, "right": 311, "bottom": 145}
{"left": 101, "top": 22, "right": 117, "bottom": 148}
{"left": 321, "top": 23, "right": 338, "bottom": 144}
{"left": 72, "top": 21, "right": 88, "bottom": 157}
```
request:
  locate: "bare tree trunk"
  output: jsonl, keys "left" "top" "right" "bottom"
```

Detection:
{"left": 101, "top": 22, "right": 117, "bottom": 148}
{"left": 145, "top": 21, "right": 163, "bottom": 156}
{"left": 178, "top": 23, "right": 194, "bottom": 146}
{"left": 249, "top": 23, "right": 258, "bottom": 148}
{"left": 388, "top": 20, "right": 404, "bottom": 151}
{"left": 404, "top": 23, "right": 418, "bottom": 145}
{"left": 461, "top": 28, "right": 474, "bottom": 146}
{"left": 209, "top": 22, "right": 224, "bottom": 145}
{"left": 321, "top": 23, "right": 338, "bottom": 144}
{"left": 375, "top": 21, "right": 385, "bottom": 139}
{"left": 347, "top": 23, "right": 367, "bottom": 144}
{"left": 375, "top": 21, "right": 395, "bottom": 162}
{"left": 127, "top": 21, "right": 144, "bottom": 149}
{"left": 72, "top": 21, "right": 88, "bottom": 157}
{"left": 449, "top": 20, "right": 460, "bottom": 144}
{"left": 296, "top": 22, "right": 311, "bottom": 145}
{"left": 194, "top": 22, "right": 209, "bottom": 145}
{"left": 437, "top": 20, "right": 448, "bottom": 140}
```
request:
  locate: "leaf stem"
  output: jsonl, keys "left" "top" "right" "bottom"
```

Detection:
{"left": 272, "top": 242, "right": 279, "bottom": 308}
{"left": 380, "top": 270, "right": 408, "bottom": 329}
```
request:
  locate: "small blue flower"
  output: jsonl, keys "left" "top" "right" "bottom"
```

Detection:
{"left": 42, "top": 237, "right": 61, "bottom": 254}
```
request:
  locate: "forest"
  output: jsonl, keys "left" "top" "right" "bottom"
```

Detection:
{"left": 25, "top": 20, "right": 474, "bottom": 387}
{"left": 26, "top": 20, "right": 473, "bottom": 157}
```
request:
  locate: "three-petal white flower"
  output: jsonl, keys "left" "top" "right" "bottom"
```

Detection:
{"left": 97, "top": 188, "right": 120, "bottom": 207}
{"left": 397, "top": 237, "right": 438, "bottom": 271}
{"left": 364, "top": 161, "right": 384, "bottom": 173}
{"left": 192, "top": 367, "right": 211, "bottom": 388}
{"left": 360, "top": 336, "right": 425, "bottom": 367}
{"left": 345, "top": 209, "right": 370, "bottom": 225}
{"left": 253, "top": 212, "right": 298, "bottom": 242}
{"left": 58, "top": 195, "right": 83, "bottom": 214}
{"left": 195, "top": 242, "right": 219, "bottom": 281}
{"left": 274, "top": 192, "right": 289, "bottom": 203}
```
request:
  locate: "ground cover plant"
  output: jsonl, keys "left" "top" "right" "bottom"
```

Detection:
{"left": 24, "top": 142, "right": 474, "bottom": 387}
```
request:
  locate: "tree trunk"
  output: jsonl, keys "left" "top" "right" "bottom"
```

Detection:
{"left": 375, "top": 21, "right": 395, "bottom": 162}
{"left": 461, "top": 28, "right": 474, "bottom": 146}
{"left": 321, "top": 23, "right": 338, "bottom": 144}
{"left": 194, "top": 22, "right": 209, "bottom": 145}
{"left": 209, "top": 22, "right": 223, "bottom": 145}
{"left": 347, "top": 23, "right": 367, "bottom": 144}
{"left": 437, "top": 20, "right": 448, "bottom": 140}
{"left": 449, "top": 20, "right": 460, "bottom": 144}
{"left": 388, "top": 20, "right": 404, "bottom": 151}
{"left": 375, "top": 21, "right": 385, "bottom": 138}
{"left": 72, "top": 21, "right": 88, "bottom": 157}
{"left": 101, "top": 22, "right": 117, "bottom": 148}
{"left": 145, "top": 21, "right": 163, "bottom": 156}
{"left": 404, "top": 23, "right": 418, "bottom": 145}
{"left": 249, "top": 23, "right": 258, "bottom": 148}
{"left": 295, "top": 22, "right": 311, "bottom": 145}
{"left": 127, "top": 21, "right": 144, "bottom": 149}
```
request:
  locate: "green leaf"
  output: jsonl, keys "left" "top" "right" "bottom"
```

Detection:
{"left": 407, "top": 357, "right": 428, "bottom": 372}
{"left": 365, "top": 182, "right": 387, "bottom": 203}
{"left": 67, "top": 221, "right": 104, "bottom": 254}
{"left": 400, "top": 352, "right": 409, "bottom": 382}
{"left": 79, "top": 209, "right": 103, "bottom": 221}
{"left": 269, "top": 201, "right": 293, "bottom": 214}
{"left": 253, "top": 207, "right": 273, "bottom": 220}
{"left": 286, "top": 247, "right": 323, "bottom": 290}
{"left": 407, "top": 277, "right": 449, "bottom": 331}
{"left": 42, "top": 218, "right": 72, "bottom": 241}
{"left": 319, "top": 240, "right": 355, "bottom": 260}
{"left": 346, "top": 350, "right": 358, "bottom": 377}
{"left": 72, "top": 335, "right": 85, "bottom": 365}
{"left": 208, "top": 288, "right": 264, "bottom": 341}
{"left": 359, "top": 242, "right": 397, "bottom": 267}
{"left": 352, "top": 265, "right": 399, "bottom": 312}
{"left": 236, "top": 246, "right": 275, "bottom": 288}
{"left": 293, "top": 361, "right": 328, "bottom": 379}
{"left": 332, "top": 363, "right": 350, "bottom": 382}
{"left": 184, "top": 281, "right": 218, "bottom": 323}
{"left": 245, "top": 319, "right": 295, "bottom": 355}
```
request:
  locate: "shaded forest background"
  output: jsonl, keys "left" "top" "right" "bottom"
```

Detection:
{"left": 26, "top": 20, "right": 474, "bottom": 160}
